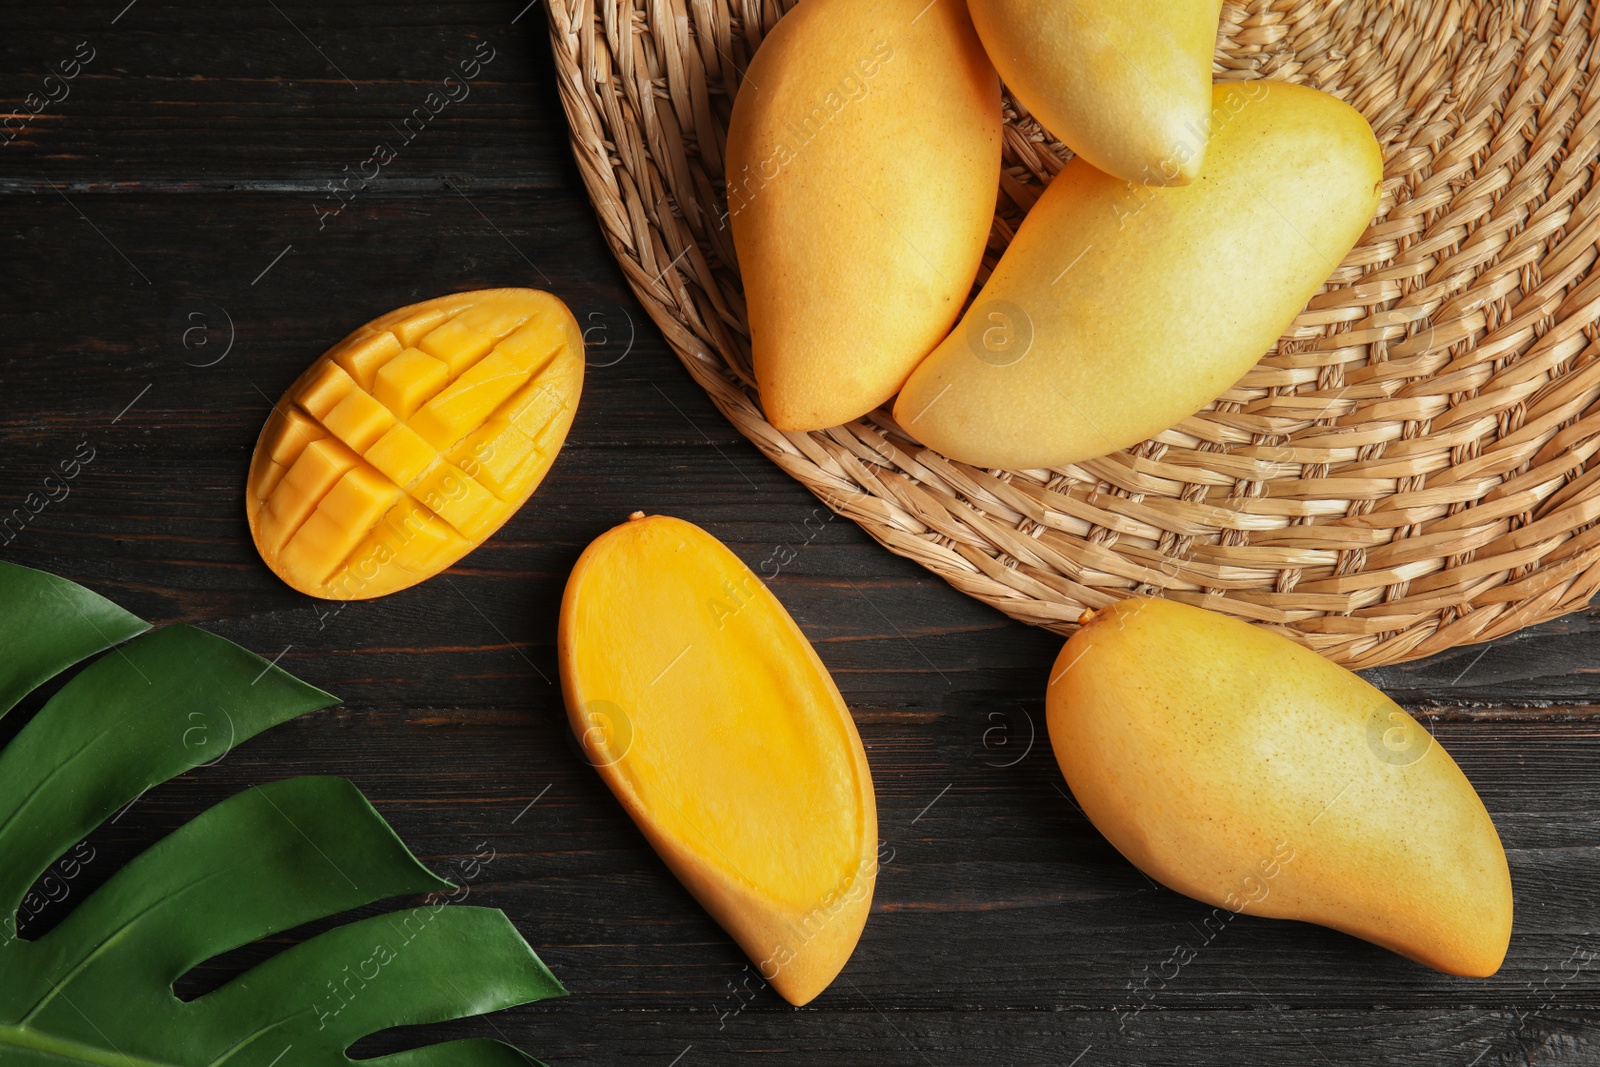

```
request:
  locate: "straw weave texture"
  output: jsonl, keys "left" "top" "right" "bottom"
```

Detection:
{"left": 548, "top": 0, "right": 1600, "bottom": 668}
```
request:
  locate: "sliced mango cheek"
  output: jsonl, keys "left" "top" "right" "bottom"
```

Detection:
{"left": 246, "top": 288, "right": 584, "bottom": 600}
{"left": 558, "top": 514, "right": 879, "bottom": 1006}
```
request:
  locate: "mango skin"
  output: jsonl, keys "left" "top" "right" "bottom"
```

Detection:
{"left": 559, "top": 513, "right": 879, "bottom": 1006}
{"left": 894, "top": 80, "right": 1383, "bottom": 471}
{"left": 246, "top": 289, "right": 583, "bottom": 600}
{"left": 727, "top": 0, "right": 1002, "bottom": 431}
{"left": 968, "top": 0, "right": 1224, "bottom": 185}
{"left": 1047, "top": 599, "right": 1513, "bottom": 977}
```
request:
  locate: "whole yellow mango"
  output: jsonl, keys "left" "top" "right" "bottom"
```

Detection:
{"left": 894, "top": 80, "right": 1382, "bottom": 471}
{"left": 1047, "top": 599, "right": 1512, "bottom": 977}
{"left": 559, "top": 513, "right": 880, "bottom": 1005}
{"left": 967, "top": 0, "right": 1224, "bottom": 185}
{"left": 726, "top": 0, "right": 1002, "bottom": 431}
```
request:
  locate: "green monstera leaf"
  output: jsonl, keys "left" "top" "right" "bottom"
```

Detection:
{"left": 0, "top": 561, "right": 564, "bottom": 1066}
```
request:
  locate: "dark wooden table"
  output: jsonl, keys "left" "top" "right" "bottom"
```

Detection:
{"left": 4, "top": 3, "right": 1599, "bottom": 1064}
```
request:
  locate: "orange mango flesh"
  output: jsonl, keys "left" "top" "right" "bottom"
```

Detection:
{"left": 247, "top": 289, "right": 583, "bottom": 600}
{"left": 559, "top": 514, "right": 878, "bottom": 1005}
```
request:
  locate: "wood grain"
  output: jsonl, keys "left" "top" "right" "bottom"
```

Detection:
{"left": 2, "top": 2, "right": 1599, "bottom": 1064}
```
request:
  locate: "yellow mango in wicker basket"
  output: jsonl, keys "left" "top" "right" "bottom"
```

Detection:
{"left": 895, "top": 80, "right": 1382, "bottom": 471}
{"left": 726, "top": 0, "right": 1002, "bottom": 431}
{"left": 247, "top": 289, "right": 583, "bottom": 600}
{"left": 1049, "top": 599, "right": 1512, "bottom": 977}
{"left": 559, "top": 513, "right": 879, "bottom": 1006}
{"left": 968, "top": 0, "right": 1224, "bottom": 185}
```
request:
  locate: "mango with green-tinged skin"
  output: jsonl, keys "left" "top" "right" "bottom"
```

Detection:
{"left": 967, "top": 0, "right": 1224, "bottom": 185}
{"left": 247, "top": 289, "right": 582, "bottom": 600}
{"left": 1047, "top": 598, "right": 1512, "bottom": 977}
{"left": 559, "top": 513, "right": 879, "bottom": 1006}
{"left": 727, "top": 0, "right": 1002, "bottom": 432}
{"left": 894, "top": 80, "right": 1383, "bottom": 472}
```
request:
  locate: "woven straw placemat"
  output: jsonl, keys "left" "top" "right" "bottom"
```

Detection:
{"left": 547, "top": 0, "right": 1600, "bottom": 669}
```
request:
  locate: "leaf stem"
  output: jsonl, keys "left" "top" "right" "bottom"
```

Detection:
{"left": 0, "top": 1023, "right": 179, "bottom": 1067}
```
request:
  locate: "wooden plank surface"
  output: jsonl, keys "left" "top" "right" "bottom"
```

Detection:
{"left": 3, "top": 3, "right": 1600, "bottom": 1064}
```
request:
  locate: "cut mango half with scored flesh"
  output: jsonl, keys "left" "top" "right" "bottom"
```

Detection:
{"left": 559, "top": 513, "right": 879, "bottom": 1006}
{"left": 247, "top": 289, "right": 583, "bottom": 599}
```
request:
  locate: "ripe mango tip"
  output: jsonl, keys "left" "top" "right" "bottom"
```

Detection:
{"left": 1046, "top": 597, "right": 1513, "bottom": 977}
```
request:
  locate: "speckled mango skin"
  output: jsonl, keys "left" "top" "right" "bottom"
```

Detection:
{"left": 726, "top": 0, "right": 1002, "bottom": 431}
{"left": 894, "top": 80, "right": 1383, "bottom": 471}
{"left": 1047, "top": 598, "right": 1512, "bottom": 977}
{"left": 967, "top": 0, "right": 1224, "bottom": 185}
